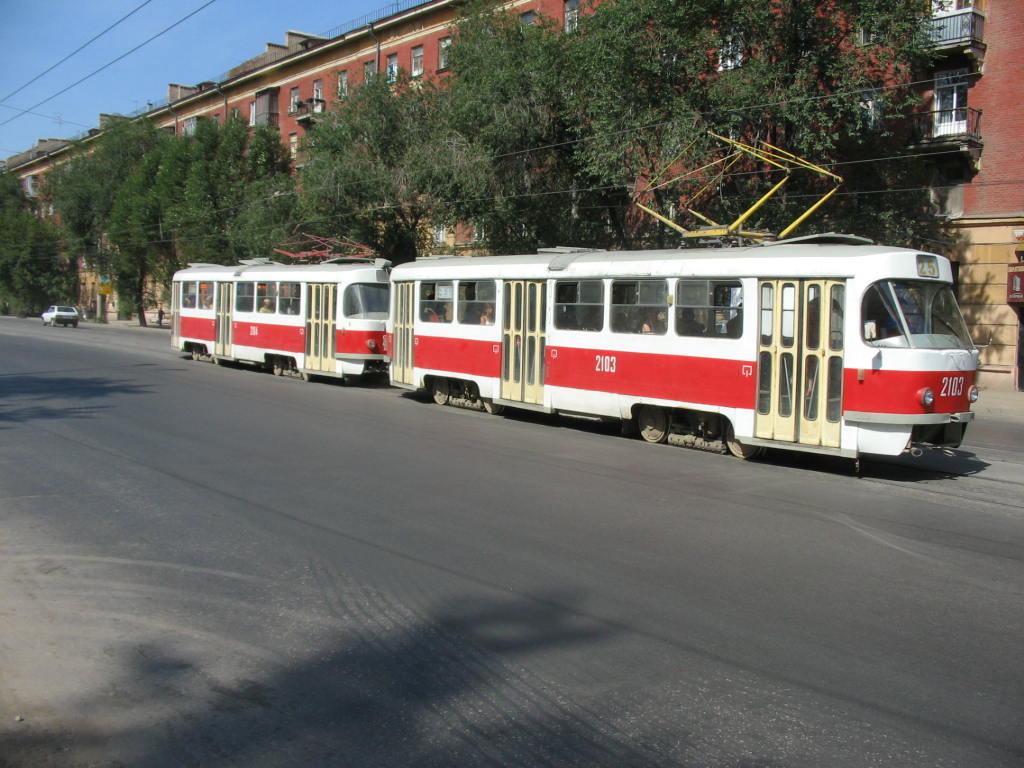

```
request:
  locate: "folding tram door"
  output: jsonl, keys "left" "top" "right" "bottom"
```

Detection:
{"left": 391, "top": 282, "right": 415, "bottom": 386}
{"left": 756, "top": 279, "right": 845, "bottom": 449}
{"left": 501, "top": 280, "right": 546, "bottom": 405}
{"left": 214, "top": 282, "right": 232, "bottom": 357}
{"left": 305, "top": 283, "right": 336, "bottom": 374}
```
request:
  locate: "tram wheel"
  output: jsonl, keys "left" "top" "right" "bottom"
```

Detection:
{"left": 724, "top": 423, "right": 764, "bottom": 460}
{"left": 431, "top": 378, "right": 450, "bottom": 405}
{"left": 271, "top": 361, "right": 283, "bottom": 376}
{"left": 637, "top": 406, "right": 669, "bottom": 444}
{"left": 482, "top": 399, "right": 504, "bottom": 415}
{"left": 211, "top": 355, "right": 220, "bottom": 366}
{"left": 300, "top": 371, "right": 312, "bottom": 382}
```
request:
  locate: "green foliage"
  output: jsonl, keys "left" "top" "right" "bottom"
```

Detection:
{"left": 0, "top": 172, "right": 70, "bottom": 313}
{"left": 298, "top": 74, "right": 453, "bottom": 263}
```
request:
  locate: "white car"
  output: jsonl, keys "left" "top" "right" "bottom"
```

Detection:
{"left": 42, "top": 305, "right": 79, "bottom": 327}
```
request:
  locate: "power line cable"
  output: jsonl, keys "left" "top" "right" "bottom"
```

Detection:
{"left": 0, "top": 0, "right": 158, "bottom": 107}
{"left": 0, "top": 0, "right": 219, "bottom": 130}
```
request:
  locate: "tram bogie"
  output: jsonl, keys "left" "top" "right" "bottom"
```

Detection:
{"left": 385, "top": 235, "right": 979, "bottom": 461}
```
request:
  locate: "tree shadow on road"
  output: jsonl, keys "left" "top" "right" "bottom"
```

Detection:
{"left": 0, "top": 590, "right": 697, "bottom": 768}
{"left": 0, "top": 373, "right": 151, "bottom": 428}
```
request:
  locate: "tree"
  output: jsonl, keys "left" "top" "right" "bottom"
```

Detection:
{"left": 565, "top": 0, "right": 942, "bottom": 246}
{"left": 298, "top": 73, "right": 457, "bottom": 264}
{"left": 0, "top": 172, "right": 69, "bottom": 314}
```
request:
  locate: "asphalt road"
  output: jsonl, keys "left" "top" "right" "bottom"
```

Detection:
{"left": 1, "top": 318, "right": 1022, "bottom": 767}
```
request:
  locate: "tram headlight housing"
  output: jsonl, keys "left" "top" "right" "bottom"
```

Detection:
{"left": 917, "top": 387, "right": 935, "bottom": 407}
{"left": 968, "top": 384, "right": 979, "bottom": 403}
{"left": 366, "top": 338, "right": 378, "bottom": 352}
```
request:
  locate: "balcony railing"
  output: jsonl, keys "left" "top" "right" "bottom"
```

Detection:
{"left": 930, "top": 8, "right": 985, "bottom": 50}
{"left": 910, "top": 107, "right": 982, "bottom": 144}
{"left": 294, "top": 98, "right": 327, "bottom": 124}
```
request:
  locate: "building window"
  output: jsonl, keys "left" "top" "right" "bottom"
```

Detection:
{"left": 411, "top": 46, "right": 424, "bottom": 77}
{"left": 520, "top": 10, "right": 537, "bottom": 25}
{"left": 251, "top": 88, "right": 279, "bottom": 126}
{"left": 364, "top": 59, "right": 377, "bottom": 82}
{"left": 717, "top": 31, "right": 745, "bottom": 71}
{"left": 438, "top": 37, "right": 451, "bottom": 70}
{"left": 289, "top": 133, "right": 298, "bottom": 159}
{"left": 564, "top": 0, "right": 579, "bottom": 32}
{"left": 289, "top": 87, "right": 301, "bottom": 114}
{"left": 386, "top": 53, "right": 399, "bottom": 83}
{"left": 934, "top": 69, "right": 969, "bottom": 136}
{"left": 432, "top": 223, "right": 447, "bottom": 245}
{"left": 230, "top": 107, "right": 240, "bottom": 121}
{"left": 312, "top": 79, "right": 323, "bottom": 101}
{"left": 337, "top": 70, "right": 349, "bottom": 97}
{"left": 859, "top": 89, "right": 883, "bottom": 132}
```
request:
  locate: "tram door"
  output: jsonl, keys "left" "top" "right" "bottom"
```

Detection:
{"left": 756, "top": 279, "right": 845, "bottom": 448}
{"left": 391, "top": 282, "right": 415, "bottom": 385}
{"left": 501, "top": 280, "right": 546, "bottom": 405}
{"left": 214, "top": 282, "right": 232, "bottom": 356}
{"left": 305, "top": 283, "right": 336, "bottom": 373}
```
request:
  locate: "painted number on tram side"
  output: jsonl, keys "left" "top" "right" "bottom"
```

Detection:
{"left": 940, "top": 375, "right": 965, "bottom": 398}
{"left": 595, "top": 354, "right": 617, "bottom": 373}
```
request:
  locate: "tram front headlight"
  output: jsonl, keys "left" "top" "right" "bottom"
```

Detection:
{"left": 366, "top": 338, "right": 378, "bottom": 352}
{"left": 968, "top": 384, "right": 979, "bottom": 403}
{"left": 918, "top": 387, "right": 935, "bottom": 407}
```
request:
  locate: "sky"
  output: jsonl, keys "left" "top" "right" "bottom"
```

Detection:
{"left": 0, "top": 0, "right": 390, "bottom": 159}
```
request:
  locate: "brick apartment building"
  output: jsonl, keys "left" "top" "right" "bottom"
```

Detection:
{"left": 4, "top": 0, "right": 1022, "bottom": 389}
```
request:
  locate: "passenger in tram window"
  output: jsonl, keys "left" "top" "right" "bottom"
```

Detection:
{"left": 678, "top": 307, "right": 705, "bottom": 335}
{"left": 479, "top": 303, "right": 495, "bottom": 324}
{"left": 259, "top": 298, "right": 275, "bottom": 313}
{"left": 641, "top": 310, "right": 667, "bottom": 334}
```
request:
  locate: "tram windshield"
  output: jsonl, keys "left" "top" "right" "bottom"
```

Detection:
{"left": 862, "top": 280, "right": 973, "bottom": 349}
{"left": 343, "top": 282, "right": 389, "bottom": 318}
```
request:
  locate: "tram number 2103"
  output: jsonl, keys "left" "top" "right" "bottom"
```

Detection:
{"left": 940, "top": 375, "right": 965, "bottom": 397}
{"left": 595, "top": 354, "right": 617, "bottom": 373}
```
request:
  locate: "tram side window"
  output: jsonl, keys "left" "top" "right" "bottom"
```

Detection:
{"left": 675, "top": 279, "right": 743, "bottom": 338}
{"left": 554, "top": 280, "right": 604, "bottom": 331}
{"left": 279, "top": 282, "right": 301, "bottom": 315}
{"left": 420, "top": 281, "right": 453, "bottom": 322}
{"left": 611, "top": 279, "right": 667, "bottom": 334}
{"left": 344, "top": 283, "right": 389, "bottom": 318}
{"left": 458, "top": 280, "right": 497, "bottom": 324}
{"left": 236, "top": 282, "right": 255, "bottom": 312}
{"left": 256, "top": 282, "right": 278, "bottom": 314}
{"left": 182, "top": 282, "right": 198, "bottom": 308}
{"left": 198, "top": 282, "right": 215, "bottom": 310}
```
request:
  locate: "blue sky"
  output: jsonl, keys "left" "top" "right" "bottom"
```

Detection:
{"left": 0, "top": 0, "right": 388, "bottom": 158}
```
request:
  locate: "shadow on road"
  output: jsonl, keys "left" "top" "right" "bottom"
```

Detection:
{"left": 0, "top": 372, "right": 151, "bottom": 428}
{"left": 0, "top": 591, "right": 693, "bottom": 767}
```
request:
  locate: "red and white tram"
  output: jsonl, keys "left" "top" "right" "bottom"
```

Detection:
{"left": 172, "top": 258, "right": 391, "bottom": 381}
{"left": 385, "top": 235, "right": 979, "bottom": 460}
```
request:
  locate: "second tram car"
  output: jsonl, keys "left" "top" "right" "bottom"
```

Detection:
{"left": 385, "top": 235, "right": 979, "bottom": 460}
{"left": 172, "top": 258, "right": 391, "bottom": 381}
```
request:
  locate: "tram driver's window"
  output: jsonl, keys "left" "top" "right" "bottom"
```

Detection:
{"left": 182, "top": 282, "right": 198, "bottom": 309}
{"left": 675, "top": 279, "right": 743, "bottom": 338}
{"left": 458, "top": 280, "right": 496, "bottom": 324}
{"left": 420, "top": 281, "right": 453, "bottom": 322}
{"left": 554, "top": 279, "right": 604, "bottom": 331}
{"left": 611, "top": 279, "right": 667, "bottom": 334}
{"left": 235, "top": 282, "right": 255, "bottom": 312}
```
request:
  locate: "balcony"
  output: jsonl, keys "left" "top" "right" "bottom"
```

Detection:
{"left": 930, "top": 8, "right": 985, "bottom": 58}
{"left": 294, "top": 98, "right": 327, "bottom": 126}
{"left": 908, "top": 107, "right": 983, "bottom": 165}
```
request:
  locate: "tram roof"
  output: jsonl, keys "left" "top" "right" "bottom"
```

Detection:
{"left": 174, "top": 258, "right": 387, "bottom": 280}
{"left": 394, "top": 238, "right": 939, "bottom": 281}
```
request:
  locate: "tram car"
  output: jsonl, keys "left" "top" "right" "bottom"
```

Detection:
{"left": 171, "top": 258, "right": 391, "bottom": 381}
{"left": 384, "top": 234, "right": 979, "bottom": 460}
